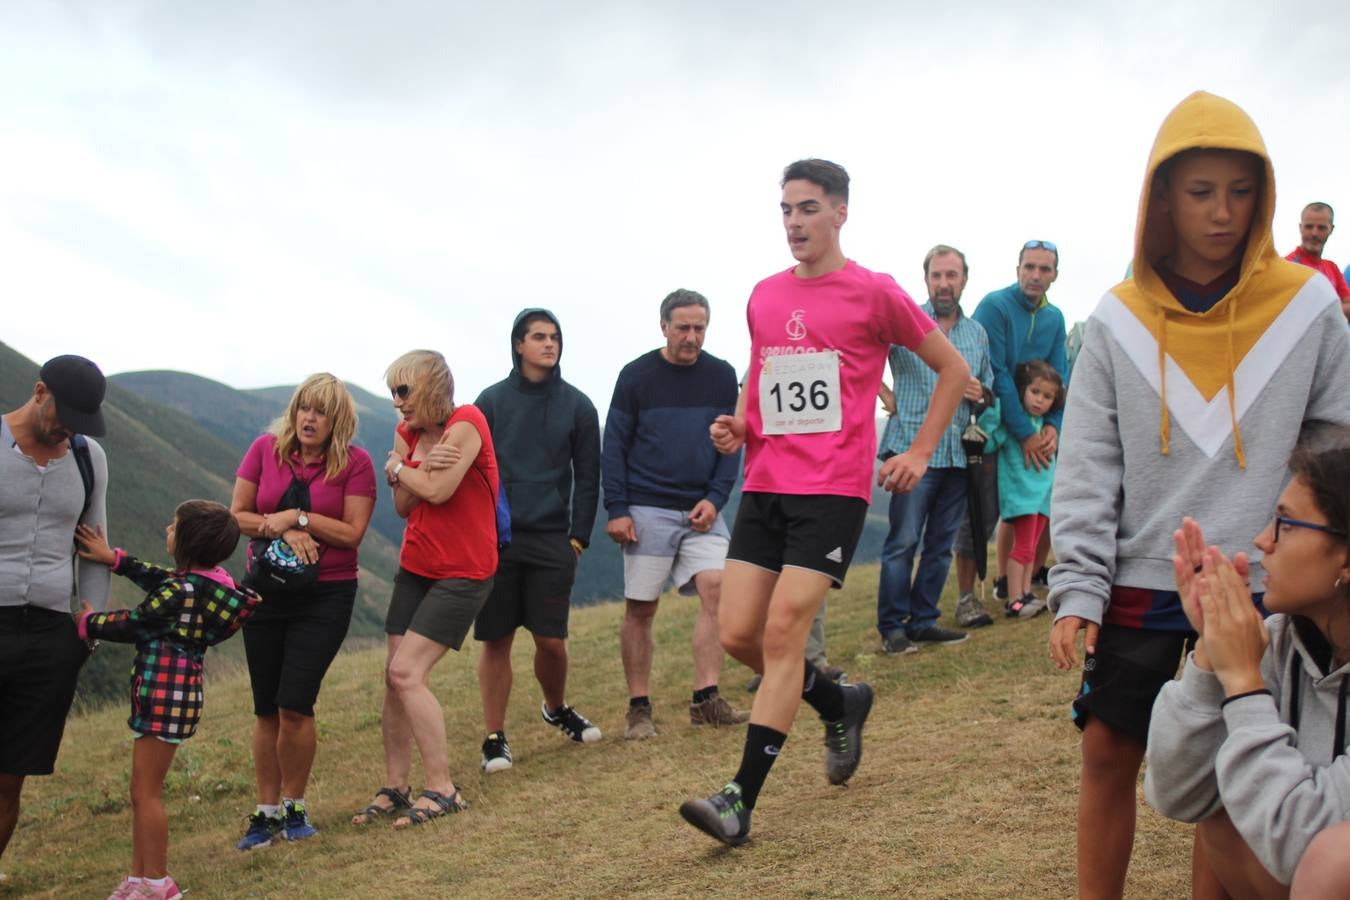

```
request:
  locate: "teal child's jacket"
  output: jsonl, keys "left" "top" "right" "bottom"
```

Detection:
{"left": 979, "top": 399, "right": 1053, "bottom": 519}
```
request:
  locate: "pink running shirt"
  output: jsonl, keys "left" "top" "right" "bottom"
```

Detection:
{"left": 741, "top": 260, "right": 934, "bottom": 501}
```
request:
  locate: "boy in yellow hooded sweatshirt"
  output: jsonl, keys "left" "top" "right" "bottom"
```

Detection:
{"left": 1047, "top": 92, "right": 1350, "bottom": 896}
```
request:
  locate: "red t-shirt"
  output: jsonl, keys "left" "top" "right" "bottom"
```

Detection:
{"left": 395, "top": 405, "right": 499, "bottom": 581}
{"left": 236, "top": 435, "right": 377, "bottom": 581}
{"left": 1286, "top": 247, "right": 1350, "bottom": 300}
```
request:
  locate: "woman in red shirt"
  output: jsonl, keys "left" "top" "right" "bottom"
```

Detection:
{"left": 352, "top": 349, "right": 499, "bottom": 828}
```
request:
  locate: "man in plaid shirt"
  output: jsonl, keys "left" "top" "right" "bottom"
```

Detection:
{"left": 876, "top": 245, "right": 994, "bottom": 654}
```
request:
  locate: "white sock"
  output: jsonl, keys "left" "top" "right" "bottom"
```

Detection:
{"left": 145, "top": 876, "right": 170, "bottom": 887}
{"left": 257, "top": 803, "right": 281, "bottom": 818}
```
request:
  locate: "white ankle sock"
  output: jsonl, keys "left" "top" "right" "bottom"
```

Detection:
{"left": 257, "top": 803, "right": 281, "bottom": 818}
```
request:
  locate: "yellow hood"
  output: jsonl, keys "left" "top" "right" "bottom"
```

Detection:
{"left": 1112, "top": 91, "right": 1315, "bottom": 467}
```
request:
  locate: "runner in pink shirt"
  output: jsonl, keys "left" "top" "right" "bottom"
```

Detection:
{"left": 680, "top": 158, "right": 969, "bottom": 845}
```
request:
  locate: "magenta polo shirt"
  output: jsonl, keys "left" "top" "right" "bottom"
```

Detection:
{"left": 236, "top": 434, "right": 377, "bottom": 582}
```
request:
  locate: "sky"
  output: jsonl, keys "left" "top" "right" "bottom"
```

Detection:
{"left": 3, "top": 0, "right": 1348, "bottom": 415}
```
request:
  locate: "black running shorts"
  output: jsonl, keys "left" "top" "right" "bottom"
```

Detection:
{"left": 726, "top": 492, "right": 868, "bottom": 587}
{"left": 1071, "top": 624, "right": 1196, "bottom": 746}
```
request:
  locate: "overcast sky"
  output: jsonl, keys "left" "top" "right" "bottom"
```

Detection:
{"left": 3, "top": 1, "right": 1347, "bottom": 418}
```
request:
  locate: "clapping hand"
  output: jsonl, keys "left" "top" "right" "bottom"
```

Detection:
{"left": 1193, "top": 548, "right": 1267, "bottom": 696}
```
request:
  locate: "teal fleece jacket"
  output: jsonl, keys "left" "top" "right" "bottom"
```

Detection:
{"left": 979, "top": 399, "right": 1053, "bottom": 519}
{"left": 971, "top": 284, "right": 1068, "bottom": 442}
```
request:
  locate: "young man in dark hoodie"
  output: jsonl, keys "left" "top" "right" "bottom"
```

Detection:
{"left": 469, "top": 309, "right": 603, "bottom": 772}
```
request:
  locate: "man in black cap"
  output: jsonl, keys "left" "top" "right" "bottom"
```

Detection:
{"left": 0, "top": 355, "right": 111, "bottom": 864}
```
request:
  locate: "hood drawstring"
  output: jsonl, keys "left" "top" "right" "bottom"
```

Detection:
{"left": 1154, "top": 301, "right": 1246, "bottom": 468}
{"left": 1287, "top": 653, "right": 1349, "bottom": 759}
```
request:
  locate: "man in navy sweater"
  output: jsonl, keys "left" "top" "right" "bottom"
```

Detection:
{"left": 603, "top": 289, "right": 748, "bottom": 740}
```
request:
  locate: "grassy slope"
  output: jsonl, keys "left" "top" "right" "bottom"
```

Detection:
{"left": 8, "top": 563, "right": 1191, "bottom": 899}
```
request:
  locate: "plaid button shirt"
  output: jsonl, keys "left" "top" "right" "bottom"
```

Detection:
{"left": 878, "top": 303, "right": 993, "bottom": 469}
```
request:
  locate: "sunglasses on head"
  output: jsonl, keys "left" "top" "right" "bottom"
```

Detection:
{"left": 1023, "top": 240, "right": 1058, "bottom": 253}
{"left": 390, "top": 384, "right": 410, "bottom": 400}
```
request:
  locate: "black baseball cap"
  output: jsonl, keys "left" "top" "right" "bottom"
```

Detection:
{"left": 39, "top": 355, "right": 106, "bottom": 437}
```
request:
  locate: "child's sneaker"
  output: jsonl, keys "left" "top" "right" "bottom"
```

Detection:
{"left": 236, "top": 810, "right": 283, "bottom": 850}
{"left": 1017, "top": 594, "right": 1048, "bottom": 620}
{"left": 108, "top": 876, "right": 142, "bottom": 899}
{"left": 993, "top": 575, "right": 1009, "bottom": 601}
{"left": 541, "top": 702, "right": 602, "bottom": 743}
{"left": 130, "top": 876, "right": 182, "bottom": 900}
{"left": 282, "top": 799, "right": 318, "bottom": 842}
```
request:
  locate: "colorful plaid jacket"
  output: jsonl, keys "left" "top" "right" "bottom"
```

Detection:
{"left": 79, "top": 552, "right": 261, "bottom": 740}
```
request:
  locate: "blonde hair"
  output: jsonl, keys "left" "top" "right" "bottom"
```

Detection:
{"left": 385, "top": 350, "right": 454, "bottom": 430}
{"left": 269, "top": 373, "right": 359, "bottom": 480}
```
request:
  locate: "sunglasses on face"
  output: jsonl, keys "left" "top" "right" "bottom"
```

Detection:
{"left": 1271, "top": 515, "right": 1346, "bottom": 544}
{"left": 390, "top": 384, "right": 410, "bottom": 400}
{"left": 1023, "top": 240, "right": 1058, "bottom": 253}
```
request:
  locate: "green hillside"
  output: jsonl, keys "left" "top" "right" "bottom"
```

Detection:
{"left": 6, "top": 562, "right": 1194, "bottom": 898}
{"left": 0, "top": 345, "right": 395, "bottom": 705}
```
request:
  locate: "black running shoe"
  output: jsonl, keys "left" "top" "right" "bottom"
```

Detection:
{"left": 679, "top": 782, "right": 751, "bottom": 846}
{"left": 824, "top": 682, "right": 874, "bottom": 785}
{"left": 481, "top": 731, "right": 513, "bottom": 773}
{"left": 993, "top": 575, "right": 1009, "bottom": 601}
{"left": 541, "top": 702, "right": 602, "bottom": 743}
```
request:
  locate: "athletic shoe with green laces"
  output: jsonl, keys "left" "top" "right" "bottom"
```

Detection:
{"left": 824, "top": 681, "right": 874, "bottom": 785}
{"left": 679, "top": 782, "right": 751, "bottom": 846}
{"left": 282, "top": 799, "right": 318, "bottom": 842}
{"left": 236, "top": 810, "right": 283, "bottom": 850}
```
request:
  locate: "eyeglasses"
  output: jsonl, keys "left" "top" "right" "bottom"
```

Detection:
{"left": 1272, "top": 515, "right": 1346, "bottom": 543}
{"left": 390, "top": 384, "right": 410, "bottom": 400}
{"left": 1023, "top": 240, "right": 1058, "bottom": 253}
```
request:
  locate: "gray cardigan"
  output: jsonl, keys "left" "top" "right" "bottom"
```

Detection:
{"left": 0, "top": 417, "right": 110, "bottom": 612}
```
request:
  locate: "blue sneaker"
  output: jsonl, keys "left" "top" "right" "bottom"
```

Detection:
{"left": 236, "top": 811, "right": 283, "bottom": 850}
{"left": 282, "top": 800, "right": 318, "bottom": 842}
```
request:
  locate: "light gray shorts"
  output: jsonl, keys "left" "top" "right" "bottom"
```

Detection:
{"left": 622, "top": 505, "right": 730, "bottom": 601}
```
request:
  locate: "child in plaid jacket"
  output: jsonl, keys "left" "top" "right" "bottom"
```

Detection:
{"left": 75, "top": 500, "right": 261, "bottom": 900}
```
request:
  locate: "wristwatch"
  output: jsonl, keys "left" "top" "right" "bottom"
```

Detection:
{"left": 390, "top": 461, "right": 405, "bottom": 485}
{"left": 297, "top": 511, "right": 310, "bottom": 530}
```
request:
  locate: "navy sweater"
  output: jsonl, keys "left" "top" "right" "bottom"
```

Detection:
{"left": 602, "top": 349, "right": 740, "bottom": 518}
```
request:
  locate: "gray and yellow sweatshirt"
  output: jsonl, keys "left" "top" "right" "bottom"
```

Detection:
{"left": 1049, "top": 91, "right": 1350, "bottom": 628}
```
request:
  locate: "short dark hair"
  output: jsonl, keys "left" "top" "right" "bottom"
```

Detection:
{"left": 1303, "top": 202, "right": 1335, "bottom": 224}
{"left": 659, "top": 289, "right": 709, "bottom": 323}
{"left": 923, "top": 244, "right": 968, "bottom": 278}
{"left": 1014, "top": 360, "right": 1066, "bottom": 413}
{"left": 173, "top": 499, "right": 240, "bottom": 570}
{"left": 781, "top": 159, "right": 849, "bottom": 204}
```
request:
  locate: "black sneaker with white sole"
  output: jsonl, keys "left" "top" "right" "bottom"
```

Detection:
{"left": 679, "top": 782, "right": 751, "bottom": 846}
{"left": 541, "top": 702, "right": 602, "bottom": 743}
{"left": 908, "top": 625, "right": 969, "bottom": 645}
{"left": 481, "top": 731, "right": 513, "bottom": 773}
{"left": 824, "top": 682, "right": 874, "bottom": 785}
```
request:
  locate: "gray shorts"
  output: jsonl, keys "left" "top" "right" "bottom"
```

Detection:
{"left": 623, "top": 505, "right": 730, "bottom": 601}
{"left": 953, "top": 452, "right": 998, "bottom": 557}
{"left": 386, "top": 568, "right": 493, "bottom": 650}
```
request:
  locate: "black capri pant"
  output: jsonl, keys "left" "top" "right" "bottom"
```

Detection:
{"left": 242, "top": 579, "right": 357, "bottom": 717}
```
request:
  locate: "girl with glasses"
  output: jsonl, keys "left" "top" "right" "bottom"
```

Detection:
{"left": 1146, "top": 433, "right": 1350, "bottom": 897}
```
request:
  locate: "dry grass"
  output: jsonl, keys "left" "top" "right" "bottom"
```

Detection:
{"left": 5, "top": 563, "right": 1192, "bottom": 898}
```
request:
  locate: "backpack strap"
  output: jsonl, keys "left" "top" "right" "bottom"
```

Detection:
{"left": 70, "top": 434, "right": 95, "bottom": 525}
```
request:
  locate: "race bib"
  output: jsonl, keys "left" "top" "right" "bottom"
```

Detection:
{"left": 758, "top": 351, "right": 842, "bottom": 435}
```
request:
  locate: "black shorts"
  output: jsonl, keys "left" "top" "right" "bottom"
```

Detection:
{"left": 1071, "top": 624, "right": 1196, "bottom": 746}
{"left": 474, "top": 531, "right": 576, "bottom": 641}
{"left": 726, "top": 492, "right": 868, "bottom": 587}
{"left": 387, "top": 569, "right": 493, "bottom": 650}
{"left": 242, "top": 579, "right": 357, "bottom": 718}
{"left": 0, "top": 606, "right": 89, "bottom": 776}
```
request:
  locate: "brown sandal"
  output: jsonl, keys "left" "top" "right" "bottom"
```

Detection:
{"left": 392, "top": 788, "right": 469, "bottom": 828}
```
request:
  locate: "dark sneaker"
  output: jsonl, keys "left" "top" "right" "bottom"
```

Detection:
{"left": 881, "top": 634, "right": 918, "bottom": 656}
{"left": 817, "top": 663, "right": 847, "bottom": 683}
{"left": 481, "top": 732, "right": 513, "bottom": 772}
{"left": 690, "top": 693, "right": 750, "bottom": 727}
{"left": 282, "top": 799, "right": 318, "bottom": 842}
{"left": 824, "top": 682, "right": 874, "bottom": 785}
{"left": 679, "top": 782, "right": 751, "bottom": 846}
{"left": 993, "top": 575, "right": 1009, "bottom": 602}
{"left": 236, "top": 811, "right": 283, "bottom": 850}
{"left": 955, "top": 592, "right": 994, "bottom": 628}
{"left": 625, "top": 703, "right": 657, "bottom": 740}
{"left": 541, "top": 702, "right": 602, "bottom": 743}
{"left": 1032, "top": 566, "right": 1050, "bottom": 590}
{"left": 908, "top": 625, "right": 969, "bottom": 645}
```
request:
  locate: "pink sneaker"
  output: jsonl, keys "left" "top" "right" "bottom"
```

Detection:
{"left": 131, "top": 877, "right": 183, "bottom": 899}
{"left": 108, "top": 877, "right": 142, "bottom": 899}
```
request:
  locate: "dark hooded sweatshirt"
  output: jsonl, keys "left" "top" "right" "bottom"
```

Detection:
{"left": 473, "top": 309, "right": 601, "bottom": 545}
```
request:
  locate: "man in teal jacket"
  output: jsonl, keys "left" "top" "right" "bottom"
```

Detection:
{"left": 969, "top": 241, "right": 1068, "bottom": 599}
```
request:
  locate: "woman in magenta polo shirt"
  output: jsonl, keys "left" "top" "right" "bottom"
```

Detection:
{"left": 229, "top": 373, "right": 377, "bottom": 849}
{"left": 349, "top": 349, "right": 498, "bottom": 829}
